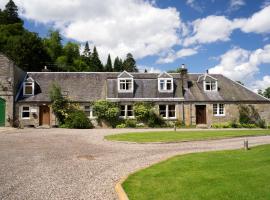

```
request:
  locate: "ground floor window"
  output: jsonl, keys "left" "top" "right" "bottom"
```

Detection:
{"left": 84, "top": 105, "right": 96, "bottom": 118}
{"left": 213, "top": 104, "right": 225, "bottom": 116}
{"left": 120, "top": 105, "right": 134, "bottom": 118}
{"left": 21, "top": 106, "right": 30, "bottom": 119}
{"left": 159, "top": 104, "right": 176, "bottom": 119}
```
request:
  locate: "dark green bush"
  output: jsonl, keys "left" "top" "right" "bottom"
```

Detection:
{"left": 238, "top": 105, "right": 266, "bottom": 128}
{"left": 64, "top": 110, "right": 93, "bottom": 129}
{"left": 133, "top": 102, "right": 153, "bottom": 122}
{"left": 125, "top": 119, "right": 137, "bottom": 128}
{"left": 92, "top": 100, "right": 120, "bottom": 127}
{"left": 147, "top": 111, "right": 165, "bottom": 128}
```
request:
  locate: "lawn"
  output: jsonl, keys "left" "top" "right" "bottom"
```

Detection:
{"left": 123, "top": 144, "right": 270, "bottom": 200}
{"left": 105, "top": 129, "right": 270, "bottom": 143}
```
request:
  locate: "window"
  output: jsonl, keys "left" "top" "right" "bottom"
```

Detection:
{"left": 84, "top": 105, "right": 96, "bottom": 118}
{"left": 159, "top": 104, "right": 176, "bottom": 119}
{"left": 213, "top": 104, "right": 225, "bottom": 116}
{"left": 204, "top": 81, "right": 217, "bottom": 91}
{"left": 21, "top": 106, "right": 30, "bottom": 119}
{"left": 23, "top": 82, "right": 34, "bottom": 95}
{"left": 158, "top": 79, "right": 173, "bottom": 92}
{"left": 120, "top": 105, "right": 134, "bottom": 118}
{"left": 118, "top": 78, "right": 133, "bottom": 92}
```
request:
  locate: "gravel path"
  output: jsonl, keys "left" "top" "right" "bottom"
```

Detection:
{"left": 1, "top": 128, "right": 270, "bottom": 200}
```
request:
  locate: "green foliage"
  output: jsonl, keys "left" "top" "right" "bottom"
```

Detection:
{"left": 147, "top": 111, "right": 165, "bottom": 128}
{"left": 92, "top": 100, "right": 120, "bottom": 127}
{"left": 212, "top": 122, "right": 232, "bottom": 128}
{"left": 113, "top": 56, "right": 123, "bottom": 72}
{"left": 125, "top": 119, "right": 137, "bottom": 128}
{"left": 1, "top": 0, "right": 22, "bottom": 25}
{"left": 43, "top": 30, "right": 63, "bottom": 62}
{"left": 116, "top": 123, "right": 126, "bottom": 128}
{"left": 133, "top": 102, "right": 152, "bottom": 122}
{"left": 105, "top": 54, "right": 113, "bottom": 72}
{"left": 64, "top": 110, "right": 93, "bottom": 129}
{"left": 263, "top": 87, "right": 270, "bottom": 99}
{"left": 49, "top": 83, "right": 68, "bottom": 125}
{"left": 91, "top": 46, "right": 104, "bottom": 72}
{"left": 123, "top": 53, "right": 138, "bottom": 72}
{"left": 238, "top": 104, "right": 266, "bottom": 128}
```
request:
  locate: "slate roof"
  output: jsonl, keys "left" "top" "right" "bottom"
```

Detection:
{"left": 17, "top": 72, "right": 270, "bottom": 103}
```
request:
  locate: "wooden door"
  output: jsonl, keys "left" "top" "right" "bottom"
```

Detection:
{"left": 196, "top": 105, "right": 206, "bottom": 124}
{"left": 0, "top": 98, "right": 5, "bottom": 127}
{"left": 39, "top": 106, "right": 50, "bottom": 125}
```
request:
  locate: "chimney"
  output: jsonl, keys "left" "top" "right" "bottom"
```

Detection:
{"left": 42, "top": 66, "right": 50, "bottom": 72}
{"left": 179, "top": 64, "right": 188, "bottom": 89}
{"left": 206, "top": 69, "right": 209, "bottom": 74}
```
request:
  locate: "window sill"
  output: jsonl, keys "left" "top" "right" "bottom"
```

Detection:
{"left": 158, "top": 90, "right": 173, "bottom": 93}
{"left": 118, "top": 90, "right": 133, "bottom": 93}
{"left": 214, "top": 114, "right": 225, "bottom": 117}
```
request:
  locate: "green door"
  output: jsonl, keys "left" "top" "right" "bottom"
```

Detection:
{"left": 0, "top": 98, "right": 5, "bottom": 127}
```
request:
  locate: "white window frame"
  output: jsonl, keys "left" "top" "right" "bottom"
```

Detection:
{"left": 21, "top": 106, "right": 30, "bottom": 119}
{"left": 204, "top": 80, "right": 218, "bottom": 91}
{"left": 159, "top": 104, "right": 176, "bottom": 119}
{"left": 23, "top": 81, "right": 34, "bottom": 96}
{"left": 118, "top": 78, "right": 134, "bottom": 93}
{"left": 120, "top": 104, "right": 134, "bottom": 119}
{"left": 84, "top": 105, "right": 96, "bottom": 119}
{"left": 158, "top": 78, "right": 173, "bottom": 92}
{"left": 213, "top": 104, "right": 225, "bottom": 116}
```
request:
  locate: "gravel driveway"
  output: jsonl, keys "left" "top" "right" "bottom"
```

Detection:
{"left": 1, "top": 128, "right": 270, "bottom": 200}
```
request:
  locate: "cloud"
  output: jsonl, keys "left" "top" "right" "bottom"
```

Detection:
{"left": 237, "top": 5, "right": 270, "bottom": 34}
{"left": 252, "top": 75, "right": 270, "bottom": 91}
{"left": 184, "top": 5, "right": 270, "bottom": 46}
{"left": 209, "top": 44, "right": 270, "bottom": 89}
{"left": 228, "top": 0, "right": 245, "bottom": 11}
{"left": 11, "top": 0, "right": 183, "bottom": 62}
{"left": 186, "top": 0, "right": 203, "bottom": 13}
{"left": 157, "top": 48, "right": 198, "bottom": 64}
{"left": 183, "top": 16, "right": 233, "bottom": 46}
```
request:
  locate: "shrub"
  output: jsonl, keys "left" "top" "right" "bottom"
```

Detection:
{"left": 116, "top": 123, "right": 126, "bottom": 128}
{"left": 64, "top": 110, "right": 93, "bottom": 129}
{"left": 238, "top": 105, "right": 266, "bottom": 128}
{"left": 133, "top": 102, "right": 153, "bottom": 122}
{"left": 147, "top": 111, "right": 165, "bottom": 128}
{"left": 175, "top": 120, "right": 186, "bottom": 128}
{"left": 241, "top": 124, "right": 257, "bottom": 128}
{"left": 92, "top": 100, "right": 120, "bottom": 127}
{"left": 125, "top": 119, "right": 137, "bottom": 128}
{"left": 212, "top": 122, "right": 232, "bottom": 128}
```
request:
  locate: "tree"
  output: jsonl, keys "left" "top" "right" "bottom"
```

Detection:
{"left": 43, "top": 30, "right": 63, "bottom": 62}
{"left": 90, "top": 46, "right": 103, "bottom": 71}
{"left": 104, "top": 54, "right": 113, "bottom": 72}
{"left": 263, "top": 87, "right": 270, "bottom": 98}
{"left": 3, "top": 0, "right": 22, "bottom": 24}
{"left": 113, "top": 56, "right": 123, "bottom": 72}
{"left": 236, "top": 81, "right": 244, "bottom": 85}
{"left": 258, "top": 89, "right": 263, "bottom": 96}
{"left": 83, "top": 41, "right": 91, "bottom": 57}
{"left": 123, "top": 53, "right": 138, "bottom": 72}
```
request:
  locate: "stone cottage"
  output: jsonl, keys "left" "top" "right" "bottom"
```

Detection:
{"left": 1, "top": 53, "right": 270, "bottom": 127}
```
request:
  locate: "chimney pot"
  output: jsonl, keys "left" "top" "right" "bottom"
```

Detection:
{"left": 181, "top": 64, "right": 185, "bottom": 69}
{"left": 206, "top": 69, "right": 209, "bottom": 74}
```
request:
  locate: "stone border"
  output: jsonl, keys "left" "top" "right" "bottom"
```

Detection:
{"left": 115, "top": 177, "right": 129, "bottom": 200}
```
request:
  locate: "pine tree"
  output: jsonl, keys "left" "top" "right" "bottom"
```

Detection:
{"left": 4, "top": 0, "right": 22, "bottom": 24}
{"left": 105, "top": 54, "right": 113, "bottom": 72}
{"left": 91, "top": 46, "right": 103, "bottom": 72}
{"left": 123, "top": 53, "right": 138, "bottom": 72}
{"left": 113, "top": 56, "right": 124, "bottom": 72}
{"left": 83, "top": 41, "right": 91, "bottom": 57}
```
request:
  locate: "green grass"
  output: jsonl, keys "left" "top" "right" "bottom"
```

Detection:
{"left": 105, "top": 129, "right": 270, "bottom": 143}
{"left": 123, "top": 144, "right": 270, "bottom": 200}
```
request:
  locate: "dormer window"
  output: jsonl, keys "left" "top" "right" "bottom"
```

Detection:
{"left": 158, "top": 78, "right": 173, "bottom": 92}
{"left": 118, "top": 71, "right": 134, "bottom": 93}
{"left": 158, "top": 72, "right": 173, "bottom": 93}
{"left": 204, "top": 81, "right": 217, "bottom": 91}
{"left": 23, "top": 78, "right": 34, "bottom": 96}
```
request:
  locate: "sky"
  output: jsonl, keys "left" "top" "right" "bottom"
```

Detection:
{"left": 1, "top": 0, "right": 270, "bottom": 91}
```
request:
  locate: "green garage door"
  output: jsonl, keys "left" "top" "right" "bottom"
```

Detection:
{"left": 0, "top": 98, "right": 5, "bottom": 127}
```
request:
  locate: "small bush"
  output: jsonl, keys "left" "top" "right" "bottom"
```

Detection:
{"left": 64, "top": 110, "right": 93, "bottom": 129}
{"left": 241, "top": 124, "right": 257, "bottom": 128}
{"left": 175, "top": 120, "right": 186, "bottom": 128}
{"left": 212, "top": 122, "right": 232, "bottom": 128}
{"left": 125, "top": 119, "right": 137, "bottom": 128}
{"left": 257, "top": 119, "right": 266, "bottom": 128}
{"left": 116, "top": 123, "right": 126, "bottom": 128}
{"left": 147, "top": 111, "right": 165, "bottom": 128}
{"left": 133, "top": 102, "right": 153, "bottom": 122}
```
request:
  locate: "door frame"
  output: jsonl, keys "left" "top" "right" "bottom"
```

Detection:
{"left": 39, "top": 105, "right": 50, "bottom": 126}
{"left": 195, "top": 104, "right": 207, "bottom": 124}
{"left": 0, "top": 98, "right": 5, "bottom": 127}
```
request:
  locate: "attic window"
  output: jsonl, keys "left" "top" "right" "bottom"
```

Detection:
{"left": 158, "top": 78, "right": 173, "bottom": 92}
{"left": 204, "top": 81, "right": 217, "bottom": 91}
{"left": 23, "top": 80, "right": 34, "bottom": 96}
{"left": 118, "top": 78, "right": 133, "bottom": 93}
